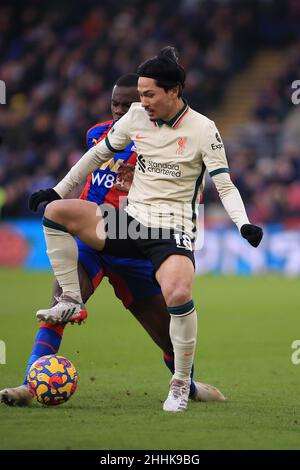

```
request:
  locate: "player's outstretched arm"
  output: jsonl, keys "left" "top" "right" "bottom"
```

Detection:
{"left": 28, "top": 140, "right": 113, "bottom": 211}
{"left": 29, "top": 109, "right": 133, "bottom": 210}
{"left": 211, "top": 172, "right": 263, "bottom": 248}
{"left": 201, "top": 121, "right": 263, "bottom": 248}
{"left": 53, "top": 139, "right": 115, "bottom": 199}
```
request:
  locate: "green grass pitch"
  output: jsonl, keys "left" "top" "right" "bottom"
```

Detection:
{"left": 0, "top": 268, "right": 299, "bottom": 450}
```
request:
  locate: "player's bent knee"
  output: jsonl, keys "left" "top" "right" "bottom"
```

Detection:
{"left": 44, "top": 200, "right": 62, "bottom": 220}
{"left": 44, "top": 200, "right": 73, "bottom": 227}
{"left": 45, "top": 200, "right": 84, "bottom": 233}
{"left": 164, "top": 286, "right": 192, "bottom": 307}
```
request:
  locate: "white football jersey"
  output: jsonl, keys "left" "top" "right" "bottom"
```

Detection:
{"left": 54, "top": 101, "right": 249, "bottom": 237}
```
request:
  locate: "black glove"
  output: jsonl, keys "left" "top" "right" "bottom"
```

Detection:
{"left": 240, "top": 224, "right": 263, "bottom": 248}
{"left": 29, "top": 188, "right": 61, "bottom": 212}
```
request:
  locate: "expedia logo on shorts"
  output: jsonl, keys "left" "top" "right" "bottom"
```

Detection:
{"left": 137, "top": 155, "right": 181, "bottom": 177}
{"left": 211, "top": 132, "right": 224, "bottom": 151}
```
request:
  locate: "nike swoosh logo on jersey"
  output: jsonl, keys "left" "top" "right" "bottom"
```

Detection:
{"left": 135, "top": 134, "right": 146, "bottom": 140}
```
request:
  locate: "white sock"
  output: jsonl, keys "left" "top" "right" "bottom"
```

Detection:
{"left": 43, "top": 224, "right": 82, "bottom": 303}
{"left": 169, "top": 309, "right": 197, "bottom": 382}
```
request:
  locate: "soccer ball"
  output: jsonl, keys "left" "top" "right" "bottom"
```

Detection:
{"left": 27, "top": 355, "right": 78, "bottom": 406}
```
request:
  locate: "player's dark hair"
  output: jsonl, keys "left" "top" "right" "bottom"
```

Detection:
{"left": 137, "top": 46, "right": 185, "bottom": 97}
{"left": 115, "top": 73, "right": 139, "bottom": 88}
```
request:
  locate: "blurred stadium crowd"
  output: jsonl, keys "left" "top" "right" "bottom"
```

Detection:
{"left": 0, "top": 0, "right": 300, "bottom": 224}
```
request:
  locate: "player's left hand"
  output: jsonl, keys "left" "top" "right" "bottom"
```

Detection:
{"left": 240, "top": 224, "right": 263, "bottom": 247}
{"left": 115, "top": 163, "right": 135, "bottom": 192}
{"left": 29, "top": 188, "right": 61, "bottom": 212}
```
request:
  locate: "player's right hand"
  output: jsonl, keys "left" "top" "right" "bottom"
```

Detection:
{"left": 115, "top": 163, "right": 135, "bottom": 192}
{"left": 29, "top": 188, "right": 61, "bottom": 212}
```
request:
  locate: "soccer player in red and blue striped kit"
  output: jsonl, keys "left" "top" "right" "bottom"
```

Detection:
{"left": 0, "top": 74, "right": 224, "bottom": 406}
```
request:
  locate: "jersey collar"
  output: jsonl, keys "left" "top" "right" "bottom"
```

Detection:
{"left": 155, "top": 99, "right": 189, "bottom": 128}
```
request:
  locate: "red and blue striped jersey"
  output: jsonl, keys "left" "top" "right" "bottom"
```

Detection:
{"left": 80, "top": 120, "right": 137, "bottom": 207}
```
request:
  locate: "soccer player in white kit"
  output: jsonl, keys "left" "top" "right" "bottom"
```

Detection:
{"left": 30, "top": 47, "right": 263, "bottom": 412}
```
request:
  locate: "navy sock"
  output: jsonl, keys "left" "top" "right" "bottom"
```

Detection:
{"left": 23, "top": 323, "right": 65, "bottom": 385}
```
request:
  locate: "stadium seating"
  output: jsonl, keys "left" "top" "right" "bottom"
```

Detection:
{"left": 0, "top": 0, "right": 299, "bottom": 226}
